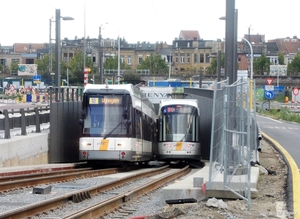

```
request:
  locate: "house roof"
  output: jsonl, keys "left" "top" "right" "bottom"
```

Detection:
{"left": 179, "top": 30, "right": 200, "bottom": 40}
{"left": 243, "top": 34, "right": 265, "bottom": 44}
{"left": 13, "top": 43, "right": 45, "bottom": 53}
{"left": 268, "top": 37, "right": 300, "bottom": 54}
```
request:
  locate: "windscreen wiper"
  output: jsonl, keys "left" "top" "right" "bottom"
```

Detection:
{"left": 103, "top": 122, "right": 123, "bottom": 139}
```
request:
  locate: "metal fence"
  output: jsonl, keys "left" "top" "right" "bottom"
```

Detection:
{"left": 0, "top": 106, "right": 50, "bottom": 139}
{"left": 208, "top": 78, "right": 258, "bottom": 209}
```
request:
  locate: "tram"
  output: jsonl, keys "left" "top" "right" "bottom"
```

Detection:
{"left": 157, "top": 99, "right": 201, "bottom": 162}
{"left": 79, "top": 84, "right": 157, "bottom": 165}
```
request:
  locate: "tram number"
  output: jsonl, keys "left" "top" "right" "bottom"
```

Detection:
{"left": 99, "top": 139, "right": 109, "bottom": 150}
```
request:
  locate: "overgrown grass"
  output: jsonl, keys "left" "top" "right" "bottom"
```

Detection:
{"left": 257, "top": 93, "right": 300, "bottom": 123}
{"left": 257, "top": 107, "right": 300, "bottom": 123}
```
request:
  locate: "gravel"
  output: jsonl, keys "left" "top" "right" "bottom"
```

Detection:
{"left": 0, "top": 168, "right": 176, "bottom": 219}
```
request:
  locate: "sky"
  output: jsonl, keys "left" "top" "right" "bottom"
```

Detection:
{"left": 1, "top": 0, "right": 299, "bottom": 46}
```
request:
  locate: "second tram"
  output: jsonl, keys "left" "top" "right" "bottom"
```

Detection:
{"left": 157, "top": 99, "right": 201, "bottom": 162}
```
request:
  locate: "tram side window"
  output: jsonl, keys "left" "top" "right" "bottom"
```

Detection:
{"left": 134, "top": 110, "right": 141, "bottom": 139}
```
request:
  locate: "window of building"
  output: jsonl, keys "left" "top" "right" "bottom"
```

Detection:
{"left": 138, "top": 55, "right": 143, "bottom": 65}
{"left": 121, "top": 56, "right": 124, "bottom": 63}
{"left": 187, "top": 42, "right": 190, "bottom": 47}
{"left": 12, "top": 59, "right": 20, "bottom": 64}
{"left": 175, "top": 42, "right": 178, "bottom": 48}
{"left": 187, "top": 53, "right": 190, "bottom": 63}
{"left": 175, "top": 53, "right": 178, "bottom": 63}
{"left": 25, "top": 59, "right": 34, "bottom": 64}
{"left": 0, "top": 59, "right": 6, "bottom": 66}
{"left": 180, "top": 53, "right": 185, "bottom": 63}
{"left": 205, "top": 54, "right": 210, "bottom": 63}
{"left": 194, "top": 54, "right": 198, "bottom": 63}
{"left": 63, "top": 53, "right": 68, "bottom": 62}
{"left": 200, "top": 54, "right": 204, "bottom": 63}
{"left": 110, "top": 40, "right": 116, "bottom": 47}
{"left": 127, "top": 56, "right": 132, "bottom": 65}
{"left": 69, "top": 53, "right": 73, "bottom": 60}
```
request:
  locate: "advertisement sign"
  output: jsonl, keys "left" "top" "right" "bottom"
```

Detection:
{"left": 269, "top": 65, "right": 287, "bottom": 76}
{"left": 18, "top": 64, "right": 37, "bottom": 76}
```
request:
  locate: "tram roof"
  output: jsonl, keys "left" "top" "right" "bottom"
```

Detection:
{"left": 159, "top": 99, "right": 199, "bottom": 108}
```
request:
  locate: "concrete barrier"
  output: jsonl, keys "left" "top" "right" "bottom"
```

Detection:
{"left": 0, "top": 130, "right": 49, "bottom": 167}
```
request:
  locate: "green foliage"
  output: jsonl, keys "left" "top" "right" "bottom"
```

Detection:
{"left": 278, "top": 52, "right": 285, "bottom": 65}
{"left": 253, "top": 54, "right": 270, "bottom": 75}
{"left": 287, "top": 53, "right": 300, "bottom": 76}
{"left": 122, "top": 70, "right": 141, "bottom": 84}
{"left": 35, "top": 54, "right": 51, "bottom": 74}
{"left": 258, "top": 106, "right": 300, "bottom": 123}
{"left": 10, "top": 62, "right": 19, "bottom": 71}
{"left": 206, "top": 53, "right": 225, "bottom": 75}
{"left": 137, "top": 53, "right": 168, "bottom": 74}
{"left": 103, "top": 56, "right": 128, "bottom": 70}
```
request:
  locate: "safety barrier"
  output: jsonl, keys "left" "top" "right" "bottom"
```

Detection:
{"left": 0, "top": 106, "right": 50, "bottom": 139}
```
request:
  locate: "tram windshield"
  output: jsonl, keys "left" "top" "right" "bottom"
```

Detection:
{"left": 82, "top": 94, "right": 131, "bottom": 137}
{"left": 160, "top": 104, "right": 198, "bottom": 142}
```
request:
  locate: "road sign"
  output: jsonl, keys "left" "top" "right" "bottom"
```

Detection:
{"left": 292, "top": 88, "right": 299, "bottom": 96}
{"left": 266, "top": 78, "right": 274, "bottom": 85}
{"left": 265, "top": 90, "right": 274, "bottom": 100}
{"left": 265, "top": 85, "right": 274, "bottom": 91}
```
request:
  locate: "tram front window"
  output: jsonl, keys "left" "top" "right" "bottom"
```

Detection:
{"left": 83, "top": 95, "right": 131, "bottom": 137}
{"left": 161, "top": 105, "right": 197, "bottom": 142}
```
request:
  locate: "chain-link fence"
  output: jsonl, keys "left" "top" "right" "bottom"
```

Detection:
{"left": 208, "top": 78, "right": 258, "bottom": 209}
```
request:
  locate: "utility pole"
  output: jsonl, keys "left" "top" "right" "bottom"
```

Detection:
{"left": 225, "top": 0, "right": 235, "bottom": 84}
{"left": 98, "top": 26, "right": 103, "bottom": 84}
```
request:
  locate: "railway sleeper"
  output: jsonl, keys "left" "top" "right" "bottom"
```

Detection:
{"left": 72, "top": 191, "right": 91, "bottom": 203}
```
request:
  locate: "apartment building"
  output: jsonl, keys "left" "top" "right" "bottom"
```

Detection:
{"left": 1, "top": 31, "right": 299, "bottom": 79}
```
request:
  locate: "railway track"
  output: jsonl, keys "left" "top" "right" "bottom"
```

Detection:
{"left": 0, "top": 165, "right": 190, "bottom": 219}
{"left": 0, "top": 166, "right": 136, "bottom": 192}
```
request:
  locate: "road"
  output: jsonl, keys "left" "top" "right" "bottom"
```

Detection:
{"left": 256, "top": 114, "right": 300, "bottom": 169}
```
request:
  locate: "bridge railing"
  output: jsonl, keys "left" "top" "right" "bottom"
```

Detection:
{"left": 0, "top": 106, "right": 50, "bottom": 139}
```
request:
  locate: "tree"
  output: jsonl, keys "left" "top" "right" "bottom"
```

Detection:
{"left": 103, "top": 55, "right": 128, "bottom": 70}
{"left": 63, "top": 51, "right": 95, "bottom": 85}
{"left": 206, "top": 53, "right": 225, "bottom": 75}
{"left": 253, "top": 54, "right": 270, "bottom": 75}
{"left": 287, "top": 53, "right": 300, "bottom": 76}
{"left": 278, "top": 52, "right": 285, "bottom": 65}
{"left": 35, "top": 54, "right": 53, "bottom": 85}
{"left": 137, "top": 53, "right": 168, "bottom": 74}
{"left": 122, "top": 70, "right": 141, "bottom": 85}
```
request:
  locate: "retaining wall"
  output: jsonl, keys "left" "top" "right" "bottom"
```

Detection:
{"left": 0, "top": 130, "right": 49, "bottom": 167}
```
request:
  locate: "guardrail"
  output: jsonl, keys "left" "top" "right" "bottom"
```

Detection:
{"left": 0, "top": 106, "right": 50, "bottom": 139}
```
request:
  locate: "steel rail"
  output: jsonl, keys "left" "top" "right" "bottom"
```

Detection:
{"left": 0, "top": 167, "right": 92, "bottom": 183}
{"left": 63, "top": 165, "right": 190, "bottom": 219}
{"left": 0, "top": 165, "right": 170, "bottom": 219}
{"left": 0, "top": 167, "right": 129, "bottom": 192}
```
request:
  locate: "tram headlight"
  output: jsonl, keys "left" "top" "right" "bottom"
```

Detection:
{"left": 81, "top": 141, "right": 91, "bottom": 147}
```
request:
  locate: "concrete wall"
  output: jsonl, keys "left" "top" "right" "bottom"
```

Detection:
{"left": 0, "top": 130, "right": 49, "bottom": 167}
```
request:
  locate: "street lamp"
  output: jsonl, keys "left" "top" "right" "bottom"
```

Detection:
{"left": 241, "top": 37, "right": 254, "bottom": 111}
{"left": 55, "top": 9, "right": 74, "bottom": 102}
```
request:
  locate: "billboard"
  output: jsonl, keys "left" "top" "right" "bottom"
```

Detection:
{"left": 269, "top": 65, "right": 287, "bottom": 76}
{"left": 18, "top": 64, "right": 37, "bottom": 76}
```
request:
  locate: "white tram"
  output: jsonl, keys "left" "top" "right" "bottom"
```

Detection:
{"left": 79, "top": 84, "right": 157, "bottom": 165}
{"left": 157, "top": 99, "right": 201, "bottom": 162}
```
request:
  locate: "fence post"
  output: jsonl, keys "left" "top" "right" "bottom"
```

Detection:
{"left": 35, "top": 107, "right": 41, "bottom": 133}
{"left": 20, "top": 108, "right": 27, "bottom": 135}
{"left": 3, "top": 109, "right": 10, "bottom": 139}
